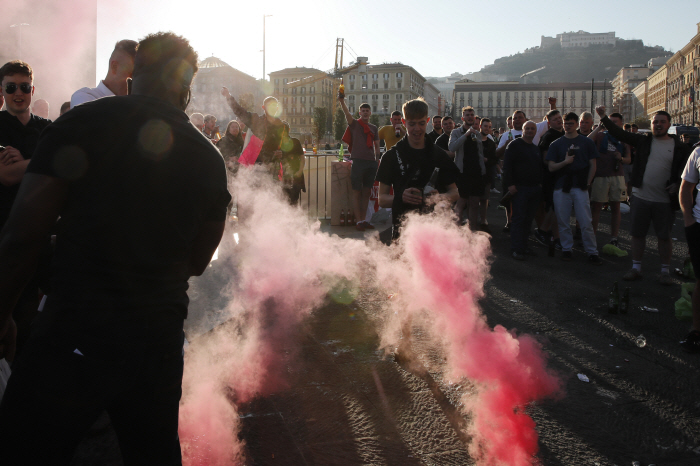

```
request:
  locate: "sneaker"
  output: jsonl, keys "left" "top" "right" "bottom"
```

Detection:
{"left": 533, "top": 229, "right": 549, "bottom": 246}
{"left": 503, "top": 223, "right": 511, "bottom": 233}
{"left": 609, "top": 238, "right": 619, "bottom": 247}
{"left": 355, "top": 222, "right": 365, "bottom": 232}
{"left": 362, "top": 221, "right": 375, "bottom": 230}
{"left": 623, "top": 268, "right": 642, "bottom": 281}
{"left": 511, "top": 251, "right": 525, "bottom": 261}
{"left": 588, "top": 254, "right": 603, "bottom": 266}
{"left": 680, "top": 330, "right": 700, "bottom": 354}
{"left": 561, "top": 251, "right": 573, "bottom": 261}
{"left": 490, "top": 188, "right": 501, "bottom": 194}
{"left": 554, "top": 238, "right": 562, "bottom": 250}
{"left": 658, "top": 273, "right": 674, "bottom": 286}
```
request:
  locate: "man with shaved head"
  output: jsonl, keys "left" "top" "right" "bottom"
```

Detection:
{"left": 70, "top": 39, "right": 137, "bottom": 108}
{"left": 502, "top": 120, "right": 542, "bottom": 260}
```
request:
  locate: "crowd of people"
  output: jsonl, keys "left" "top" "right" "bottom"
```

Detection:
{"left": 0, "top": 29, "right": 698, "bottom": 465}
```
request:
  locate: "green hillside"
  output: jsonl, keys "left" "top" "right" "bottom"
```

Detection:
{"left": 480, "top": 41, "right": 671, "bottom": 82}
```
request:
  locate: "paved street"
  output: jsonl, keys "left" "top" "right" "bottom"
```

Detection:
{"left": 72, "top": 191, "right": 700, "bottom": 466}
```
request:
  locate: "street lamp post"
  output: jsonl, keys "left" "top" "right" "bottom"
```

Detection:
{"left": 262, "top": 14, "right": 272, "bottom": 81}
{"left": 10, "top": 23, "right": 29, "bottom": 60}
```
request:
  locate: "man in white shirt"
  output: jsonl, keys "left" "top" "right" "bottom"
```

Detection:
{"left": 680, "top": 146, "right": 700, "bottom": 352}
{"left": 70, "top": 40, "right": 137, "bottom": 108}
{"left": 495, "top": 97, "right": 557, "bottom": 159}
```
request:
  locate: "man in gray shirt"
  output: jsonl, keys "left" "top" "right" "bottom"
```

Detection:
{"left": 596, "top": 106, "right": 691, "bottom": 284}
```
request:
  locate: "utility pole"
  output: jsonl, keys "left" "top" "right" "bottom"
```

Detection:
{"left": 590, "top": 79, "right": 594, "bottom": 114}
{"left": 262, "top": 14, "right": 272, "bottom": 81}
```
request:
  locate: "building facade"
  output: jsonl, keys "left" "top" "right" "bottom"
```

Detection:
{"left": 451, "top": 81, "right": 612, "bottom": 129}
{"left": 646, "top": 64, "right": 668, "bottom": 116}
{"left": 270, "top": 67, "right": 335, "bottom": 142}
{"left": 541, "top": 31, "right": 617, "bottom": 49}
{"left": 341, "top": 63, "right": 426, "bottom": 119}
{"left": 611, "top": 65, "right": 651, "bottom": 121}
{"left": 665, "top": 22, "right": 700, "bottom": 125}
{"left": 189, "top": 56, "right": 264, "bottom": 128}
{"left": 631, "top": 80, "right": 648, "bottom": 123}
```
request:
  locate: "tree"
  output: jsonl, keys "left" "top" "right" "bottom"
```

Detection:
{"left": 312, "top": 107, "right": 328, "bottom": 144}
{"left": 333, "top": 107, "right": 346, "bottom": 141}
{"left": 369, "top": 114, "right": 380, "bottom": 128}
{"left": 631, "top": 115, "right": 650, "bottom": 129}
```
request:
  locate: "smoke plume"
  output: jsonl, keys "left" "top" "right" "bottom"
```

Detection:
{"left": 178, "top": 167, "right": 562, "bottom": 465}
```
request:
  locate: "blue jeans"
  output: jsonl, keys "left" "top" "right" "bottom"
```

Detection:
{"left": 511, "top": 185, "right": 542, "bottom": 254}
{"left": 0, "top": 304, "right": 185, "bottom": 466}
{"left": 553, "top": 188, "right": 598, "bottom": 255}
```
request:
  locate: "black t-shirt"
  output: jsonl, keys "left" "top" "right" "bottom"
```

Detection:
{"left": 27, "top": 95, "right": 231, "bottom": 319}
{"left": 0, "top": 111, "right": 52, "bottom": 227}
{"left": 538, "top": 128, "right": 564, "bottom": 154}
{"left": 375, "top": 138, "right": 459, "bottom": 226}
{"left": 427, "top": 129, "right": 442, "bottom": 143}
{"left": 435, "top": 132, "right": 450, "bottom": 152}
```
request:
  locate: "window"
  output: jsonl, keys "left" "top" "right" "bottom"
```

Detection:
{"left": 396, "top": 94, "right": 403, "bottom": 101}
{"left": 362, "top": 75, "right": 367, "bottom": 81}
{"left": 372, "top": 83, "right": 378, "bottom": 90}
{"left": 372, "top": 95, "right": 379, "bottom": 101}
{"left": 350, "top": 84, "right": 355, "bottom": 91}
{"left": 383, "top": 94, "right": 389, "bottom": 100}
{"left": 283, "top": 78, "right": 288, "bottom": 84}
{"left": 529, "top": 92, "right": 534, "bottom": 98}
{"left": 292, "top": 97, "right": 297, "bottom": 103}
{"left": 397, "top": 82, "right": 402, "bottom": 89}
{"left": 310, "top": 86, "right": 315, "bottom": 93}
{"left": 384, "top": 83, "right": 388, "bottom": 89}
{"left": 283, "top": 88, "right": 288, "bottom": 94}
{"left": 300, "top": 118, "right": 305, "bottom": 124}
{"left": 292, "top": 88, "right": 297, "bottom": 95}
{"left": 274, "top": 79, "right": 279, "bottom": 84}
{"left": 373, "top": 105, "right": 377, "bottom": 112}
{"left": 349, "top": 75, "right": 355, "bottom": 81}
{"left": 349, "top": 95, "right": 355, "bottom": 101}
{"left": 300, "top": 87, "right": 305, "bottom": 94}
{"left": 372, "top": 73, "right": 378, "bottom": 80}
{"left": 537, "top": 92, "right": 542, "bottom": 98}
{"left": 383, "top": 73, "right": 389, "bottom": 79}
{"left": 396, "top": 72, "right": 403, "bottom": 78}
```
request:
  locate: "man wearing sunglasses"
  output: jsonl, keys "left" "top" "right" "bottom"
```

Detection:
{"left": 0, "top": 60, "right": 52, "bottom": 357}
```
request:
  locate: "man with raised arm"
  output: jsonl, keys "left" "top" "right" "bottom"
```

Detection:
{"left": 338, "top": 94, "right": 380, "bottom": 231}
{"left": 595, "top": 105, "right": 691, "bottom": 284}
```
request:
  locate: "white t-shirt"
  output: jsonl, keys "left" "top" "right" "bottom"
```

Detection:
{"left": 633, "top": 138, "right": 675, "bottom": 203}
{"left": 682, "top": 146, "right": 700, "bottom": 222}
{"left": 70, "top": 81, "right": 114, "bottom": 109}
{"left": 496, "top": 120, "right": 549, "bottom": 149}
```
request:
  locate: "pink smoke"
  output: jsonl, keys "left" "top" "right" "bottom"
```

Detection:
{"left": 380, "top": 214, "right": 562, "bottom": 465}
{"left": 178, "top": 167, "right": 561, "bottom": 466}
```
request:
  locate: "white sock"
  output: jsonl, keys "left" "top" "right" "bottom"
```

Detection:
{"left": 633, "top": 261, "right": 642, "bottom": 272}
{"left": 661, "top": 264, "right": 670, "bottom": 275}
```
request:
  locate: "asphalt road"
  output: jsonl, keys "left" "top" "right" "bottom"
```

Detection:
{"left": 70, "top": 192, "right": 700, "bottom": 466}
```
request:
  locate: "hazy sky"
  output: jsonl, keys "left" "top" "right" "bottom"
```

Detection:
{"left": 97, "top": 0, "right": 699, "bottom": 82}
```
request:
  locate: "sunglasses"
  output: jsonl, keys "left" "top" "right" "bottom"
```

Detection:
{"left": 4, "top": 83, "right": 32, "bottom": 94}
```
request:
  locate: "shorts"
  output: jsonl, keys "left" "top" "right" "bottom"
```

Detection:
{"left": 591, "top": 175, "right": 627, "bottom": 203}
{"left": 685, "top": 221, "right": 700, "bottom": 275}
{"left": 351, "top": 158, "right": 378, "bottom": 190}
{"left": 629, "top": 195, "right": 675, "bottom": 240}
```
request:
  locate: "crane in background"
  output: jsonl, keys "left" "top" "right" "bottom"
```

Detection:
{"left": 284, "top": 38, "right": 368, "bottom": 144}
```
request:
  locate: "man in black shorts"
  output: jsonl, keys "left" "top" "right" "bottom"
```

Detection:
{"left": 0, "top": 32, "right": 230, "bottom": 464}
{"left": 680, "top": 146, "right": 700, "bottom": 352}
{"left": 339, "top": 96, "right": 380, "bottom": 231}
{"left": 448, "top": 106, "right": 486, "bottom": 229}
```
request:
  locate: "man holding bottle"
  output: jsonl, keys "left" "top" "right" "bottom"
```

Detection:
{"left": 375, "top": 98, "right": 459, "bottom": 241}
{"left": 378, "top": 111, "right": 406, "bottom": 151}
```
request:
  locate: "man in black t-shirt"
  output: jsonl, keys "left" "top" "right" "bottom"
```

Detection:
{"left": 376, "top": 99, "right": 459, "bottom": 241}
{"left": 0, "top": 32, "right": 230, "bottom": 464}
{"left": 427, "top": 115, "right": 443, "bottom": 143}
{"left": 0, "top": 60, "right": 52, "bottom": 356}
{"left": 434, "top": 116, "right": 455, "bottom": 156}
